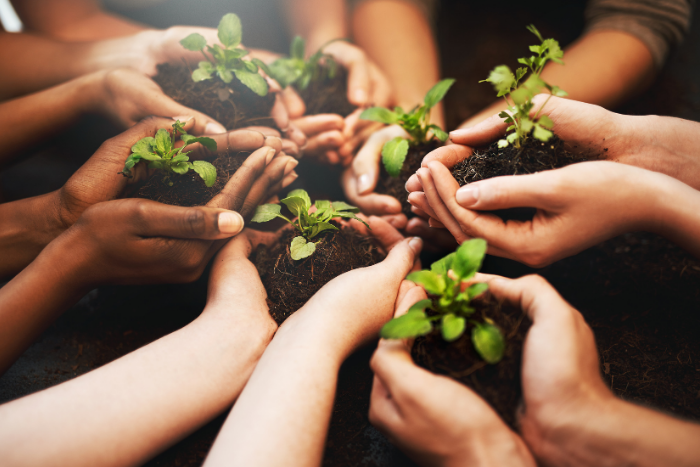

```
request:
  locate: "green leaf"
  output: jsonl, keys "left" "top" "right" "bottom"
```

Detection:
{"left": 155, "top": 129, "right": 171, "bottom": 155}
{"left": 181, "top": 135, "right": 218, "bottom": 150}
{"left": 251, "top": 204, "right": 282, "bottom": 223}
{"left": 381, "top": 137, "right": 409, "bottom": 177}
{"left": 243, "top": 60, "right": 258, "bottom": 73}
{"left": 543, "top": 38, "right": 564, "bottom": 63}
{"left": 334, "top": 211, "right": 370, "bottom": 229}
{"left": 453, "top": 238, "right": 487, "bottom": 279}
{"left": 218, "top": 13, "right": 242, "bottom": 48}
{"left": 482, "top": 65, "right": 515, "bottom": 95}
{"left": 380, "top": 311, "right": 433, "bottom": 339}
{"left": 291, "top": 35, "right": 305, "bottom": 60}
{"left": 359, "top": 107, "right": 399, "bottom": 124}
{"left": 442, "top": 314, "right": 466, "bottom": 341}
{"left": 472, "top": 323, "right": 505, "bottom": 364}
{"left": 281, "top": 196, "right": 308, "bottom": 218}
{"left": 314, "top": 200, "right": 331, "bottom": 216}
{"left": 407, "top": 299, "right": 433, "bottom": 313}
{"left": 170, "top": 161, "right": 191, "bottom": 174}
{"left": 515, "top": 67, "right": 528, "bottom": 82}
{"left": 308, "top": 221, "right": 338, "bottom": 238}
{"left": 286, "top": 189, "right": 312, "bottom": 209}
{"left": 424, "top": 78, "right": 455, "bottom": 109}
{"left": 330, "top": 201, "right": 359, "bottom": 212}
{"left": 217, "top": 66, "right": 234, "bottom": 84}
{"left": 290, "top": 236, "right": 316, "bottom": 260}
{"left": 192, "top": 160, "right": 217, "bottom": 187}
{"left": 526, "top": 24, "right": 544, "bottom": 42}
{"left": 170, "top": 154, "right": 189, "bottom": 163}
{"left": 551, "top": 85, "right": 568, "bottom": 97}
{"left": 251, "top": 58, "right": 272, "bottom": 76}
{"left": 430, "top": 252, "right": 455, "bottom": 275}
{"left": 233, "top": 68, "right": 269, "bottom": 96}
{"left": 466, "top": 282, "right": 489, "bottom": 299}
{"left": 131, "top": 137, "right": 155, "bottom": 154}
{"left": 533, "top": 124, "right": 553, "bottom": 142}
{"left": 538, "top": 115, "right": 554, "bottom": 129}
{"left": 406, "top": 270, "right": 445, "bottom": 295}
{"left": 498, "top": 139, "right": 509, "bottom": 148}
{"left": 192, "top": 62, "right": 214, "bottom": 82}
{"left": 429, "top": 125, "right": 448, "bottom": 142}
{"left": 180, "top": 33, "right": 207, "bottom": 51}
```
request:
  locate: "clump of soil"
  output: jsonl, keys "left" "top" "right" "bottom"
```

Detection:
{"left": 253, "top": 226, "right": 385, "bottom": 324}
{"left": 135, "top": 150, "right": 248, "bottom": 206}
{"left": 153, "top": 64, "right": 276, "bottom": 130}
{"left": 296, "top": 66, "right": 357, "bottom": 117}
{"left": 376, "top": 140, "right": 441, "bottom": 218}
{"left": 412, "top": 293, "right": 529, "bottom": 428}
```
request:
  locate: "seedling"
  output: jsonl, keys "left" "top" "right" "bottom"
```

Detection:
{"left": 251, "top": 189, "right": 369, "bottom": 260}
{"left": 380, "top": 239, "right": 505, "bottom": 364}
{"left": 119, "top": 120, "right": 218, "bottom": 187}
{"left": 263, "top": 36, "right": 339, "bottom": 90}
{"left": 481, "top": 24, "right": 567, "bottom": 149}
{"left": 179, "top": 13, "right": 269, "bottom": 96}
{"left": 360, "top": 79, "right": 454, "bottom": 177}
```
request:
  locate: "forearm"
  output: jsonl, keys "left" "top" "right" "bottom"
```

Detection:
{"left": 352, "top": 0, "right": 442, "bottom": 125}
{"left": 0, "top": 192, "right": 66, "bottom": 280}
{"left": 283, "top": 0, "right": 348, "bottom": 53}
{"left": 0, "top": 303, "right": 273, "bottom": 467}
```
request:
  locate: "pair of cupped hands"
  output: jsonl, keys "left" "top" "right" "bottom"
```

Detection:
{"left": 99, "top": 26, "right": 391, "bottom": 165}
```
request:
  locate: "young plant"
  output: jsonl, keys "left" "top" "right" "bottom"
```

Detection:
{"left": 179, "top": 13, "right": 269, "bottom": 96}
{"left": 359, "top": 79, "right": 455, "bottom": 177}
{"left": 251, "top": 189, "right": 369, "bottom": 260}
{"left": 380, "top": 238, "right": 505, "bottom": 364}
{"left": 119, "top": 120, "right": 218, "bottom": 187}
{"left": 263, "top": 36, "right": 339, "bottom": 90}
{"left": 481, "top": 24, "right": 567, "bottom": 149}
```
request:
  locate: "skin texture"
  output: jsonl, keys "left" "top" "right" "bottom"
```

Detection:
{"left": 0, "top": 230, "right": 279, "bottom": 467}
{"left": 203, "top": 217, "right": 422, "bottom": 467}
{"left": 0, "top": 116, "right": 297, "bottom": 279}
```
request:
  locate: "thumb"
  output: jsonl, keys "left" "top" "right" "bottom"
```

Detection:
{"left": 375, "top": 236, "right": 423, "bottom": 284}
{"left": 353, "top": 127, "right": 407, "bottom": 194}
{"left": 154, "top": 92, "right": 227, "bottom": 134}
{"left": 453, "top": 171, "right": 559, "bottom": 211}
{"left": 449, "top": 111, "right": 508, "bottom": 147}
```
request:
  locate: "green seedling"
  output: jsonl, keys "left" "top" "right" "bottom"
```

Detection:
{"left": 251, "top": 189, "right": 369, "bottom": 260}
{"left": 262, "top": 36, "right": 339, "bottom": 90}
{"left": 481, "top": 24, "right": 567, "bottom": 149}
{"left": 380, "top": 238, "right": 505, "bottom": 364}
{"left": 179, "top": 13, "right": 269, "bottom": 96}
{"left": 119, "top": 120, "right": 217, "bottom": 187}
{"left": 360, "top": 79, "right": 454, "bottom": 177}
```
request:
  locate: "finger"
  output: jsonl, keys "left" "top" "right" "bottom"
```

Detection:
{"left": 338, "top": 120, "right": 385, "bottom": 158}
{"left": 154, "top": 95, "right": 227, "bottom": 135}
{"left": 421, "top": 144, "right": 473, "bottom": 169}
{"left": 352, "top": 132, "right": 387, "bottom": 194}
{"left": 394, "top": 283, "right": 428, "bottom": 319}
{"left": 369, "top": 374, "right": 404, "bottom": 433}
{"left": 342, "top": 169, "right": 402, "bottom": 215}
{"left": 366, "top": 215, "right": 409, "bottom": 252}
{"left": 129, "top": 200, "right": 244, "bottom": 239}
{"left": 449, "top": 111, "right": 508, "bottom": 146}
{"left": 281, "top": 138, "right": 300, "bottom": 156}
{"left": 410, "top": 205, "right": 430, "bottom": 221}
{"left": 186, "top": 129, "right": 267, "bottom": 161}
{"left": 407, "top": 192, "right": 437, "bottom": 220}
{"left": 292, "top": 114, "right": 345, "bottom": 135}
{"left": 405, "top": 174, "right": 422, "bottom": 193}
{"left": 237, "top": 156, "right": 298, "bottom": 219}
{"left": 428, "top": 218, "right": 445, "bottom": 229}
{"left": 338, "top": 50, "right": 370, "bottom": 106}
{"left": 239, "top": 126, "right": 282, "bottom": 138}
{"left": 280, "top": 86, "right": 306, "bottom": 118}
{"left": 487, "top": 275, "right": 574, "bottom": 325}
{"left": 367, "top": 63, "right": 393, "bottom": 107}
{"left": 304, "top": 130, "right": 344, "bottom": 153}
{"left": 207, "top": 147, "right": 276, "bottom": 210}
{"left": 325, "top": 150, "right": 340, "bottom": 165}
{"left": 452, "top": 171, "right": 560, "bottom": 211}
{"left": 405, "top": 218, "right": 460, "bottom": 251}
{"left": 382, "top": 213, "right": 408, "bottom": 230}
{"left": 417, "top": 168, "right": 470, "bottom": 244}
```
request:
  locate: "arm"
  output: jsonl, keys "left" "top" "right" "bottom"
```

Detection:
{"left": 204, "top": 218, "right": 422, "bottom": 466}
{"left": 0, "top": 231, "right": 277, "bottom": 467}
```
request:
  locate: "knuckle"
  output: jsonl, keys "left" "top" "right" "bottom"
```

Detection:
{"left": 183, "top": 208, "right": 208, "bottom": 236}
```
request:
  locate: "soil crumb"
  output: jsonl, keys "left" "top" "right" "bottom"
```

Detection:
{"left": 297, "top": 66, "right": 357, "bottom": 117}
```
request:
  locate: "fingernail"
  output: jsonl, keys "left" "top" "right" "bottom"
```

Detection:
{"left": 357, "top": 174, "right": 372, "bottom": 194}
{"left": 354, "top": 89, "right": 367, "bottom": 104}
{"left": 265, "top": 147, "right": 277, "bottom": 164}
{"left": 218, "top": 211, "right": 244, "bottom": 235}
{"left": 204, "top": 121, "right": 226, "bottom": 134}
{"left": 408, "top": 237, "right": 423, "bottom": 253}
{"left": 173, "top": 115, "right": 194, "bottom": 124}
{"left": 456, "top": 186, "right": 479, "bottom": 206}
{"left": 284, "top": 159, "right": 299, "bottom": 175}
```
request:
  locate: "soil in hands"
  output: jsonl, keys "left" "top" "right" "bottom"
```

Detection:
{"left": 296, "top": 66, "right": 357, "bottom": 118}
{"left": 376, "top": 140, "right": 441, "bottom": 218}
{"left": 412, "top": 293, "right": 530, "bottom": 429}
{"left": 135, "top": 150, "right": 248, "bottom": 206}
{"left": 153, "top": 64, "right": 276, "bottom": 130}
{"left": 252, "top": 226, "right": 385, "bottom": 325}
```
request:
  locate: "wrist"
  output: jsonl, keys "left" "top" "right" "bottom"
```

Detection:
{"left": 275, "top": 308, "right": 354, "bottom": 363}
{"left": 449, "top": 427, "right": 535, "bottom": 467}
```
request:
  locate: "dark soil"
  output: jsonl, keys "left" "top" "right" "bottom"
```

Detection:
{"left": 134, "top": 150, "right": 249, "bottom": 207}
{"left": 153, "top": 64, "right": 276, "bottom": 130}
{"left": 252, "top": 226, "right": 385, "bottom": 324}
{"left": 412, "top": 294, "right": 529, "bottom": 429}
{"left": 376, "top": 140, "right": 441, "bottom": 218}
{"left": 296, "top": 66, "right": 357, "bottom": 118}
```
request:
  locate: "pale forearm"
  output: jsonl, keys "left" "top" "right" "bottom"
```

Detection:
{"left": 283, "top": 0, "right": 348, "bottom": 53}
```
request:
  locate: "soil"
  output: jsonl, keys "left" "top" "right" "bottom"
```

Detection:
{"left": 252, "top": 226, "right": 385, "bottom": 324}
{"left": 376, "top": 140, "right": 441, "bottom": 218}
{"left": 412, "top": 294, "right": 530, "bottom": 428}
{"left": 134, "top": 150, "right": 249, "bottom": 207}
{"left": 153, "top": 64, "right": 276, "bottom": 130}
{"left": 296, "top": 66, "right": 357, "bottom": 118}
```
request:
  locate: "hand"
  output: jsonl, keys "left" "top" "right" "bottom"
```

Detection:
{"left": 369, "top": 281, "right": 536, "bottom": 467}
{"left": 291, "top": 114, "right": 347, "bottom": 164}
{"left": 485, "top": 275, "right": 613, "bottom": 466}
{"left": 342, "top": 125, "right": 408, "bottom": 216}
{"left": 413, "top": 160, "right": 669, "bottom": 267}
{"left": 56, "top": 115, "right": 296, "bottom": 229}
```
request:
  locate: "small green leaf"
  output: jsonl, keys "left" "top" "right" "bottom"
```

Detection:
{"left": 466, "top": 282, "right": 488, "bottom": 299}
{"left": 251, "top": 204, "right": 282, "bottom": 223}
{"left": 498, "top": 139, "right": 509, "bottom": 148}
{"left": 217, "top": 66, "right": 234, "bottom": 84}
{"left": 429, "top": 125, "right": 448, "bottom": 142}
{"left": 330, "top": 201, "right": 359, "bottom": 212}
{"left": 526, "top": 24, "right": 544, "bottom": 42}
{"left": 308, "top": 221, "right": 338, "bottom": 238}
{"left": 442, "top": 314, "right": 466, "bottom": 341}
{"left": 482, "top": 65, "right": 515, "bottom": 95}
{"left": 170, "top": 161, "right": 191, "bottom": 174}
{"left": 472, "top": 323, "right": 505, "bottom": 364}
{"left": 334, "top": 211, "right": 370, "bottom": 229}
{"left": 218, "top": 13, "right": 242, "bottom": 48}
{"left": 290, "top": 236, "right": 316, "bottom": 260}
{"left": 291, "top": 35, "right": 305, "bottom": 60}
{"left": 538, "top": 115, "right": 554, "bottom": 129}
{"left": 155, "top": 128, "right": 171, "bottom": 155}
{"left": 192, "top": 160, "right": 217, "bottom": 187}
{"left": 424, "top": 78, "right": 455, "bottom": 109}
{"left": 406, "top": 270, "right": 446, "bottom": 295}
{"left": 533, "top": 124, "right": 553, "bottom": 141}
{"left": 453, "top": 238, "right": 487, "bottom": 279}
{"left": 192, "top": 62, "right": 214, "bottom": 82}
{"left": 181, "top": 135, "right": 218, "bottom": 150}
{"left": 281, "top": 196, "right": 308, "bottom": 218}
{"left": 180, "top": 33, "right": 207, "bottom": 51}
{"left": 430, "top": 252, "right": 455, "bottom": 275}
{"left": 380, "top": 311, "right": 433, "bottom": 339}
{"left": 170, "top": 154, "right": 189, "bottom": 163}
{"left": 131, "top": 137, "right": 155, "bottom": 154}
{"left": 286, "top": 189, "right": 311, "bottom": 209}
{"left": 233, "top": 68, "right": 269, "bottom": 96}
{"left": 314, "top": 200, "right": 331, "bottom": 216}
{"left": 243, "top": 60, "right": 258, "bottom": 73}
{"left": 359, "top": 107, "right": 399, "bottom": 124}
{"left": 407, "top": 299, "right": 433, "bottom": 313}
{"left": 551, "top": 85, "right": 568, "bottom": 97}
{"left": 251, "top": 58, "right": 272, "bottom": 76}
{"left": 382, "top": 137, "right": 409, "bottom": 177}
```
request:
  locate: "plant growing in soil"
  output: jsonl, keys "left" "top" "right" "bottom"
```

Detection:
{"left": 360, "top": 79, "right": 454, "bottom": 177}
{"left": 381, "top": 238, "right": 505, "bottom": 364}
{"left": 120, "top": 120, "right": 217, "bottom": 187}
{"left": 263, "top": 36, "right": 339, "bottom": 90}
{"left": 482, "top": 24, "right": 566, "bottom": 149}
{"left": 179, "top": 13, "right": 269, "bottom": 96}
{"left": 251, "top": 189, "right": 369, "bottom": 260}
